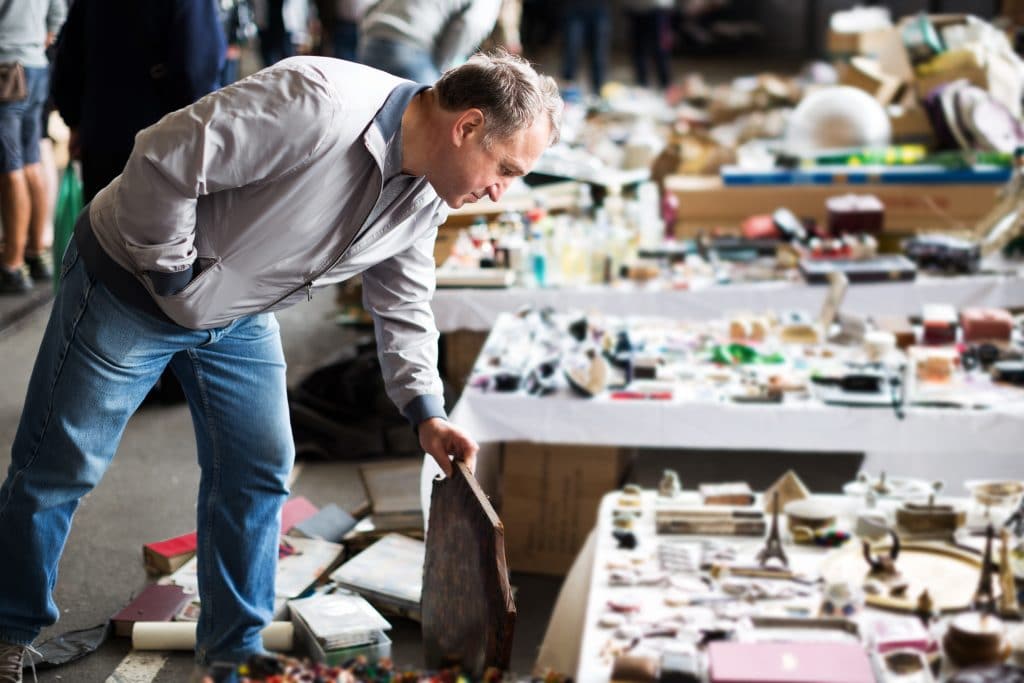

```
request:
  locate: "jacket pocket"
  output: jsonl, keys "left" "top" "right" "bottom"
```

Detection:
{"left": 153, "top": 256, "right": 221, "bottom": 299}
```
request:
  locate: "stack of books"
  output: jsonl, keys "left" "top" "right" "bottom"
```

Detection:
{"left": 330, "top": 533, "right": 424, "bottom": 621}
{"left": 289, "top": 591, "right": 392, "bottom": 665}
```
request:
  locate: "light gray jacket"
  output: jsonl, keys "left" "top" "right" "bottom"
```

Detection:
{"left": 86, "top": 57, "right": 448, "bottom": 424}
{"left": 0, "top": 0, "right": 66, "bottom": 67}
{"left": 361, "top": 0, "right": 501, "bottom": 72}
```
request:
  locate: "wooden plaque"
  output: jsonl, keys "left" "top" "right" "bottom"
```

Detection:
{"left": 422, "top": 462, "right": 516, "bottom": 675}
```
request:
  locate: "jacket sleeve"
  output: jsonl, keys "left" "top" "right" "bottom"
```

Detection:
{"left": 361, "top": 209, "right": 447, "bottom": 427}
{"left": 46, "top": 0, "right": 67, "bottom": 33}
{"left": 166, "top": 0, "right": 227, "bottom": 106}
{"left": 433, "top": 0, "right": 502, "bottom": 72}
{"left": 111, "top": 62, "right": 338, "bottom": 287}
{"left": 51, "top": 0, "right": 83, "bottom": 128}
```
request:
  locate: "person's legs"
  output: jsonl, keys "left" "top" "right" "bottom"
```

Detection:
{"left": 0, "top": 169, "right": 29, "bottom": 271}
{"left": 20, "top": 68, "right": 49, "bottom": 270}
{"left": 627, "top": 10, "right": 648, "bottom": 87}
{"left": 0, "top": 241, "right": 182, "bottom": 644}
{"left": 169, "top": 312, "right": 294, "bottom": 666}
{"left": 0, "top": 89, "right": 29, "bottom": 276}
{"left": 652, "top": 9, "right": 673, "bottom": 89}
{"left": 23, "top": 163, "right": 48, "bottom": 263}
{"left": 561, "top": 10, "right": 584, "bottom": 84}
{"left": 586, "top": 6, "right": 611, "bottom": 94}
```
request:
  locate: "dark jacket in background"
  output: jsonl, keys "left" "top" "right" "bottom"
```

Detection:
{"left": 52, "top": 0, "right": 225, "bottom": 201}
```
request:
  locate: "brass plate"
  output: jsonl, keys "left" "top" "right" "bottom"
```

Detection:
{"left": 820, "top": 541, "right": 990, "bottom": 613}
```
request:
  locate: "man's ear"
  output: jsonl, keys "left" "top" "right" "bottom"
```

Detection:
{"left": 452, "top": 108, "right": 485, "bottom": 147}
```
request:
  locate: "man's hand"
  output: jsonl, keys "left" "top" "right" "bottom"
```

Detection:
{"left": 418, "top": 417, "right": 478, "bottom": 477}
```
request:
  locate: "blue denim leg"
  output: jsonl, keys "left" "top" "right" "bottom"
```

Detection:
{"left": 169, "top": 313, "right": 294, "bottom": 666}
{"left": 0, "top": 66, "right": 48, "bottom": 173}
{"left": 0, "top": 241, "right": 294, "bottom": 662}
{"left": 0, "top": 242, "right": 186, "bottom": 643}
{"left": 358, "top": 37, "right": 439, "bottom": 84}
{"left": 561, "top": 13, "right": 585, "bottom": 82}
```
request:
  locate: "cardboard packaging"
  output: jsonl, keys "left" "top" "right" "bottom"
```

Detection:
{"left": 501, "top": 442, "right": 629, "bottom": 575}
{"left": 908, "top": 15, "right": 1023, "bottom": 118}
{"left": 666, "top": 175, "right": 999, "bottom": 236}
{"left": 961, "top": 307, "right": 1014, "bottom": 343}
{"left": 442, "top": 330, "right": 488, "bottom": 393}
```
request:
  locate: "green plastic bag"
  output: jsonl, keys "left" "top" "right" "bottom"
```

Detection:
{"left": 52, "top": 163, "right": 83, "bottom": 291}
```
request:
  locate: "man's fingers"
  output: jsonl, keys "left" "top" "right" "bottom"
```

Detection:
{"left": 430, "top": 449, "right": 453, "bottom": 478}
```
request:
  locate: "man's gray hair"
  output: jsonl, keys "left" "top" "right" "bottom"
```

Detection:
{"left": 434, "top": 50, "right": 563, "bottom": 148}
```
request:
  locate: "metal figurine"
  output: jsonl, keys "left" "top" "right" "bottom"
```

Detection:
{"left": 1005, "top": 494, "right": 1024, "bottom": 537}
{"left": 999, "top": 527, "right": 1020, "bottom": 617}
{"left": 863, "top": 529, "right": 901, "bottom": 576}
{"left": 756, "top": 491, "right": 788, "bottom": 568}
{"left": 972, "top": 524, "right": 998, "bottom": 615}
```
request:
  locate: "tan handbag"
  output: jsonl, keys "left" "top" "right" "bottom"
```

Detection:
{"left": 0, "top": 63, "right": 27, "bottom": 103}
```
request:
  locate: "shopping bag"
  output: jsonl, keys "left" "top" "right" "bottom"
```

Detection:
{"left": 52, "top": 163, "right": 83, "bottom": 291}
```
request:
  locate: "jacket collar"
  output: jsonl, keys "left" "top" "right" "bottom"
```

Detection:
{"left": 363, "top": 81, "right": 430, "bottom": 169}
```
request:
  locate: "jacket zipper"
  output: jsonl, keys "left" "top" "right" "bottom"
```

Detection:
{"left": 257, "top": 166, "right": 387, "bottom": 314}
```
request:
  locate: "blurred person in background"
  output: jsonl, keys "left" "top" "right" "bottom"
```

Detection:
{"left": 359, "top": 0, "right": 502, "bottom": 83}
{"left": 253, "top": 0, "right": 308, "bottom": 66}
{"left": 482, "top": 0, "right": 523, "bottom": 55}
{"left": 0, "top": 0, "right": 66, "bottom": 295}
{"left": 52, "top": 0, "right": 225, "bottom": 202}
{"left": 624, "top": 0, "right": 673, "bottom": 89}
{"left": 333, "top": 0, "right": 374, "bottom": 61}
{"left": 560, "top": 0, "right": 610, "bottom": 95}
{"left": 219, "top": 0, "right": 257, "bottom": 85}
{"left": 52, "top": 0, "right": 225, "bottom": 406}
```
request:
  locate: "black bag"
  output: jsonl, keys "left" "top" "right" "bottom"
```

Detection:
{"left": 289, "top": 342, "right": 453, "bottom": 460}
{"left": 0, "top": 62, "right": 26, "bottom": 103}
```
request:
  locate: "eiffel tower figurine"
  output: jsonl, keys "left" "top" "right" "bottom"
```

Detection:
{"left": 1005, "top": 494, "right": 1024, "bottom": 538}
{"left": 757, "top": 490, "right": 788, "bottom": 568}
{"left": 972, "top": 524, "right": 998, "bottom": 615}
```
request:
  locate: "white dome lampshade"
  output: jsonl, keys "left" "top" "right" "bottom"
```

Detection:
{"left": 784, "top": 86, "right": 892, "bottom": 156}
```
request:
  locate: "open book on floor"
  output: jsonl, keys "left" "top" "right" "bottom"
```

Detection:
{"left": 359, "top": 460, "right": 423, "bottom": 532}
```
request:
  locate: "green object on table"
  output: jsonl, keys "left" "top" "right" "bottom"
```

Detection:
{"left": 52, "top": 164, "right": 83, "bottom": 292}
{"left": 711, "top": 344, "right": 785, "bottom": 365}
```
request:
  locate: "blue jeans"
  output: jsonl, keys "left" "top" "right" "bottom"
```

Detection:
{"left": 0, "top": 65, "right": 49, "bottom": 173}
{"left": 358, "top": 36, "right": 439, "bottom": 84}
{"left": 561, "top": 6, "right": 611, "bottom": 94}
{"left": 0, "top": 240, "right": 295, "bottom": 665}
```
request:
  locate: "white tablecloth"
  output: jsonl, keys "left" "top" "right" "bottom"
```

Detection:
{"left": 431, "top": 273, "right": 1024, "bottom": 332}
{"left": 448, "top": 389, "right": 1024, "bottom": 496}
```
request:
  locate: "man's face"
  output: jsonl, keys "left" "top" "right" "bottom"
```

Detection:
{"left": 432, "top": 115, "right": 551, "bottom": 209}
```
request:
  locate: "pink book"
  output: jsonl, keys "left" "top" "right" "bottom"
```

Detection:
{"left": 708, "top": 641, "right": 874, "bottom": 683}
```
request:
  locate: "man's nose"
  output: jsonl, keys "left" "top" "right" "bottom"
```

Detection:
{"left": 487, "top": 179, "right": 510, "bottom": 202}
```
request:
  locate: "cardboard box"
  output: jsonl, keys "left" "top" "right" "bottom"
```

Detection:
{"left": 888, "top": 105, "right": 935, "bottom": 145}
{"left": 667, "top": 175, "right": 1000, "bottom": 237}
{"left": 825, "top": 26, "right": 895, "bottom": 60}
{"left": 501, "top": 442, "right": 629, "bottom": 575}
{"left": 907, "top": 14, "right": 1022, "bottom": 117}
{"left": 441, "top": 330, "right": 488, "bottom": 393}
{"left": 839, "top": 56, "right": 904, "bottom": 106}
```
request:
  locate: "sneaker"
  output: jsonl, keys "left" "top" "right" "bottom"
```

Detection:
{"left": 0, "top": 267, "right": 33, "bottom": 295}
{"left": 23, "top": 253, "right": 52, "bottom": 282}
{"left": 0, "top": 642, "right": 25, "bottom": 683}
